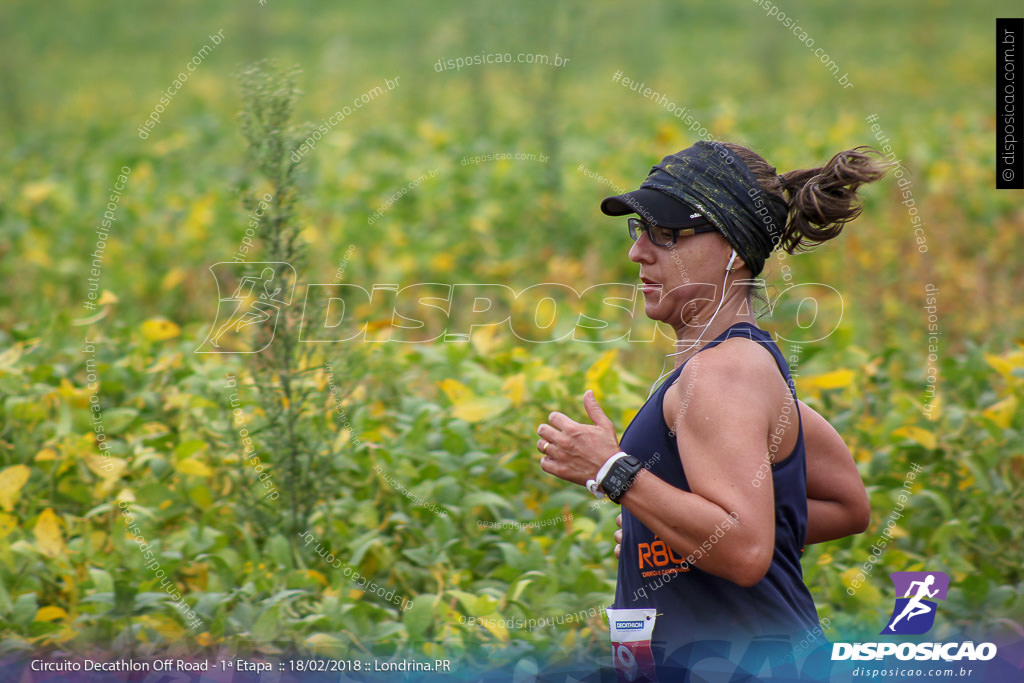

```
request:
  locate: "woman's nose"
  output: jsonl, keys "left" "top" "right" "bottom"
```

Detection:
{"left": 629, "top": 232, "right": 653, "bottom": 263}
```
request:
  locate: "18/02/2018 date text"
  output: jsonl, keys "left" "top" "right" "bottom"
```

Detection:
{"left": 286, "top": 659, "right": 452, "bottom": 673}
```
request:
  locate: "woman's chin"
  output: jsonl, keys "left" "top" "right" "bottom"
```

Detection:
{"left": 642, "top": 303, "right": 671, "bottom": 326}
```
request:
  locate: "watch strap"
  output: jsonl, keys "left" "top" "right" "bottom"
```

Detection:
{"left": 587, "top": 451, "right": 628, "bottom": 498}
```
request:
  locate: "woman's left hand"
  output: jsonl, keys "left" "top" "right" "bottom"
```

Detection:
{"left": 536, "top": 390, "right": 620, "bottom": 487}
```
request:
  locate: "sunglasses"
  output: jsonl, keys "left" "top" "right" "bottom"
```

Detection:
{"left": 627, "top": 217, "right": 718, "bottom": 248}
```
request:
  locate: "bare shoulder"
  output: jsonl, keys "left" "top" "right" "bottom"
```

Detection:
{"left": 663, "top": 336, "right": 781, "bottom": 434}
{"left": 670, "top": 336, "right": 781, "bottom": 398}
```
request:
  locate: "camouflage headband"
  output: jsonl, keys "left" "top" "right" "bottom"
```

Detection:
{"left": 640, "top": 141, "right": 788, "bottom": 276}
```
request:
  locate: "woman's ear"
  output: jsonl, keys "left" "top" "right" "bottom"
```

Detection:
{"left": 727, "top": 249, "right": 746, "bottom": 272}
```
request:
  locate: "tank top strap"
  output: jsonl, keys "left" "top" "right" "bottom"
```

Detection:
{"left": 650, "top": 323, "right": 789, "bottom": 399}
{"left": 687, "top": 321, "right": 763, "bottom": 358}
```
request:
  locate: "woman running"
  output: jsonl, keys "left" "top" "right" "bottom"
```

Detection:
{"left": 535, "top": 140, "right": 882, "bottom": 679}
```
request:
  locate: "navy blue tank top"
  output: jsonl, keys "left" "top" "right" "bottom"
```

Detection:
{"left": 613, "top": 322, "right": 818, "bottom": 661}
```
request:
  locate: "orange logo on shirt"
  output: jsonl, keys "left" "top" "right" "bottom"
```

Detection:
{"left": 637, "top": 535, "right": 689, "bottom": 570}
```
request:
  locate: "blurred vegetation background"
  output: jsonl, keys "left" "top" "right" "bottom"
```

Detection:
{"left": 0, "top": 0, "right": 1021, "bottom": 674}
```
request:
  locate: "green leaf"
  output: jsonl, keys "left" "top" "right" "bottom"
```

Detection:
{"left": 80, "top": 593, "right": 116, "bottom": 607}
{"left": 103, "top": 408, "right": 138, "bottom": 434}
{"left": 448, "top": 589, "right": 485, "bottom": 616}
{"left": 304, "top": 632, "right": 344, "bottom": 656}
{"left": 12, "top": 593, "right": 38, "bottom": 626}
{"left": 0, "top": 576, "right": 12, "bottom": 615}
{"left": 188, "top": 483, "right": 214, "bottom": 509}
{"left": 88, "top": 568, "right": 114, "bottom": 593}
{"left": 916, "top": 489, "right": 954, "bottom": 521}
{"left": 496, "top": 542, "right": 526, "bottom": 571}
{"left": 959, "top": 574, "right": 990, "bottom": 604}
{"left": 346, "top": 531, "right": 382, "bottom": 567}
{"left": 509, "top": 578, "right": 533, "bottom": 603}
{"left": 268, "top": 534, "right": 293, "bottom": 570}
{"left": 251, "top": 604, "right": 280, "bottom": 643}
{"left": 174, "top": 439, "right": 208, "bottom": 459}
{"left": 464, "top": 491, "right": 514, "bottom": 513}
{"left": 194, "top": 592, "right": 227, "bottom": 619}
{"left": 133, "top": 592, "right": 175, "bottom": 613}
{"left": 402, "top": 598, "right": 434, "bottom": 639}
{"left": 401, "top": 545, "right": 437, "bottom": 566}
{"left": 231, "top": 601, "right": 254, "bottom": 630}
{"left": 263, "top": 589, "right": 306, "bottom": 607}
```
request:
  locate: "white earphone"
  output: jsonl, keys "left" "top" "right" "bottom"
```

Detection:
{"left": 726, "top": 249, "right": 738, "bottom": 272}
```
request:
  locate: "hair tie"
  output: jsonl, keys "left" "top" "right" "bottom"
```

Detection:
{"left": 777, "top": 174, "right": 788, "bottom": 191}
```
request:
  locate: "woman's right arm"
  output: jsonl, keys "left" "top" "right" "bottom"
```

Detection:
{"left": 800, "top": 400, "right": 870, "bottom": 543}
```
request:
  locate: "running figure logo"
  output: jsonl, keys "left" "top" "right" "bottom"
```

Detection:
{"left": 881, "top": 571, "right": 949, "bottom": 635}
{"left": 196, "top": 262, "right": 295, "bottom": 353}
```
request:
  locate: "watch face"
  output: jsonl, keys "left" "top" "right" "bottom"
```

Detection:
{"left": 603, "top": 457, "right": 643, "bottom": 502}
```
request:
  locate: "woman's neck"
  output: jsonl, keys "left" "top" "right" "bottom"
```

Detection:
{"left": 669, "top": 296, "right": 756, "bottom": 368}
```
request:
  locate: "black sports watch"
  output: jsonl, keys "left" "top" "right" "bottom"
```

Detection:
{"left": 601, "top": 454, "right": 644, "bottom": 503}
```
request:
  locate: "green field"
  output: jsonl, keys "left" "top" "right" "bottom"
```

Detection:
{"left": 1, "top": 0, "right": 1022, "bottom": 677}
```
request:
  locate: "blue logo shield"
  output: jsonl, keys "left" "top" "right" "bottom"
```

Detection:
{"left": 881, "top": 571, "right": 949, "bottom": 635}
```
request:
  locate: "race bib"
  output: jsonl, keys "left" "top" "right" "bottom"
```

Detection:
{"left": 607, "top": 608, "right": 658, "bottom": 682}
